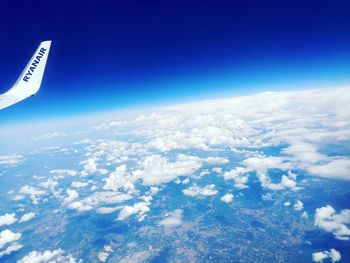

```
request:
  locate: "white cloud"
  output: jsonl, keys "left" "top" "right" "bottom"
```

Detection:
{"left": 312, "top": 249, "right": 341, "bottom": 262}
{"left": 39, "top": 179, "right": 58, "bottom": 189}
{"left": 96, "top": 207, "right": 121, "bottom": 214}
{"left": 49, "top": 169, "right": 78, "bottom": 177}
{"left": 98, "top": 244, "right": 114, "bottom": 262}
{"left": 19, "top": 212, "right": 36, "bottom": 223}
{"left": 284, "top": 201, "right": 291, "bottom": 207}
{"left": 103, "top": 165, "right": 135, "bottom": 193}
{"left": 32, "top": 131, "right": 67, "bottom": 141}
{"left": 132, "top": 154, "right": 202, "bottom": 185}
{"left": 223, "top": 167, "right": 250, "bottom": 189}
{"left": 183, "top": 184, "right": 217, "bottom": 197}
{"left": 0, "top": 154, "right": 23, "bottom": 166}
{"left": 0, "top": 213, "right": 17, "bottom": 226}
{"left": 68, "top": 192, "right": 133, "bottom": 212}
{"left": 20, "top": 185, "right": 46, "bottom": 196}
{"left": 0, "top": 242, "right": 23, "bottom": 258}
{"left": 0, "top": 229, "right": 21, "bottom": 249}
{"left": 91, "top": 121, "right": 122, "bottom": 131}
{"left": 308, "top": 158, "right": 350, "bottom": 180}
{"left": 71, "top": 181, "right": 88, "bottom": 188}
{"left": 243, "top": 156, "right": 294, "bottom": 190}
{"left": 63, "top": 189, "right": 79, "bottom": 204}
{"left": 220, "top": 193, "right": 234, "bottom": 203}
{"left": 80, "top": 158, "right": 108, "bottom": 177}
{"left": 159, "top": 209, "right": 183, "bottom": 227}
{"left": 315, "top": 205, "right": 350, "bottom": 240}
{"left": 294, "top": 200, "right": 304, "bottom": 211}
{"left": 117, "top": 202, "right": 150, "bottom": 221}
{"left": 203, "top": 157, "right": 229, "bottom": 164}
{"left": 18, "top": 248, "right": 80, "bottom": 263}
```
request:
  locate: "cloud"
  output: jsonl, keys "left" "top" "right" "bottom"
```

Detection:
{"left": 223, "top": 167, "right": 250, "bottom": 189}
{"left": 91, "top": 121, "right": 122, "bottom": 131}
{"left": 71, "top": 181, "right": 88, "bottom": 188}
{"left": 18, "top": 248, "right": 80, "bottom": 263}
{"left": 308, "top": 158, "right": 350, "bottom": 180}
{"left": 96, "top": 207, "right": 121, "bottom": 214}
{"left": 19, "top": 185, "right": 47, "bottom": 204}
{"left": 39, "top": 179, "right": 58, "bottom": 189}
{"left": 80, "top": 158, "right": 108, "bottom": 177}
{"left": 183, "top": 184, "right": 217, "bottom": 197}
{"left": 19, "top": 212, "right": 36, "bottom": 223}
{"left": 284, "top": 201, "right": 291, "bottom": 207}
{"left": 0, "top": 242, "right": 23, "bottom": 258}
{"left": 0, "top": 154, "right": 23, "bottom": 166}
{"left": 132, "top": 154, "right": 202, "bottom": 185}
{"left": 0, "top": 229, "right": 21, "bottom": 249}
{"left": 103, "top": 165, "right": 135, "bottom": 193}
{"left": 68, "top": 192, "right": 133, "bottom": 212}
{"left": 315, "top": 205, "right": 350, "bottom": 240}
{"left": 312, "top": 249, "right": 341, "bottom": 262}
{"left": 117, "top": 202, "right": 150, "bottom": 221}
{"left": 63, "top": 189, "right": 79, "bottom": 204}
{"left": 159, "top": 209, "right": 183, "bottom": 227}
{"left": 294, "top": 200, "right": 304, "bottom": 211}
{"left": 0, "top": 213, "right": 17, "bottom": 226}
{"left": 20, "top": 185, "right": 46, "bottom": 196}
{"left": 203, "top": 157, "right": 229, "bottom": 164}
{"left": 32, "top": 131, "right": 67, "bottom": 141}
{"left": 98, "top": 245, "right": 114, "bottom": 262}
{"left": 220, "top": 193, "right": 234, "bottom": 203}
{"left": 49, "top": 169, "right": 78, "bottom": 177}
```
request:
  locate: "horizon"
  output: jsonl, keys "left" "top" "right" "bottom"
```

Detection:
{"left": 1, "top": 0, "right": 350, "bottom": 124}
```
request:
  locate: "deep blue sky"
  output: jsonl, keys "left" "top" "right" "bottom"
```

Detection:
{"left": 1, "top": 0, "right": 350, "bottom": 123}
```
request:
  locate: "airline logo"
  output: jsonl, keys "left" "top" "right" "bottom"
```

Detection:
{"left": 22, "top": 47, "right": 47, "bottom": 82}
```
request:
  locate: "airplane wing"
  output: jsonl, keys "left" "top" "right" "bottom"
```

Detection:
{"left": 0, "top": 41, "right": 51, "bottom": 110}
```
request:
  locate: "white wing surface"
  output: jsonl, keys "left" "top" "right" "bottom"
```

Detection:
{"left": 0, "top": 41, "right": 51, "bottom": 110}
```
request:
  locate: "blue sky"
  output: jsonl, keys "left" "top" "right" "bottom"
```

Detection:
{"left": 0, "top": 0, "right": 350, "bottom": 123}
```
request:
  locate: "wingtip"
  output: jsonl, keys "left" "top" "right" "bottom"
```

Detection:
{"left": 41, "top": 40, "right": 52, "bottom": 45}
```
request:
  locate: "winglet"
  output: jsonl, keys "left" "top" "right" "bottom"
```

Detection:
{"left": 0, "top": 41, "right": 52, "bottom": 110}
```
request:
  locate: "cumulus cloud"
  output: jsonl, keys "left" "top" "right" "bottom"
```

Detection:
{"left": 312, "top": 248, "right": 341, "bottom": 262}
{"left": 183, "top": 184, "right": 217, "bottom": 197}
{"left": 19, "top": 212, "right": 36, "bottom": 223}
{"left": 0, "top": 154, "right": 23, "bottom": 166}
{"left": 39, "top": 179, "right": 58, "bottom": 189}
{"left": 32, "top": 131, "right": 67, "bottom": 141}
{"left": 71, "top": 181, "right": 88, "bottom": 188}
{"left": 223, "top": 167, "right": 250, "bottom": 189}
{"left": 159, "top": 209, "right": 183, "bottom": 227}
{"left": 294, "top": 200, "right": 304, "bottom": 211}
{"left": 98, "top": 245, "right": 114, "bottom": 262}
{"left": 0, "top": 213, "right": 17, "bottom": 226}
{"left": 20, "top": 185, "right": 46, "bottom": 196}
{"left": 0, "top": 229, "right": 21, "bottom": 249}
{"left": 63, "top": 189, "right": 79, "bottom": 204}
{"left": 220, "top": 193, "right": 234, "bottom": 203}
{"left": 132, "top": 154, "right": 202, "bottom": 185}
{"left": 68, "top": 192, "right": 133, "bottom": 212}
{"left": 96, "top": 207, "right": 121, "bottom": 214}
{"left": 117, "top": 202, "right": 150, "bottom": 221}
{"left": 308, "top": 158, "right": 350, "bottom": 180}
{"left": 243, "top": 156, "right": 294, "bottom": 190}
{"left": 50, "top": 169, "right": 78, "bottom": 177}
{"left": 103, "top": 165, "right": 135, "bottom": 193}
{"left": 315, "top": 205, "right": 350, "bottom": 240}
{"left": 0, "top": 242, "right": 23, "bottom": 258}
{"left": 91, "top": 121, "right": 122, "bottom": 131}
{"left": 18, "top": 248, "right": 80, "bottom": 263}
{"left": 80, "top": 158, "right": 108, "bottom": 177}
